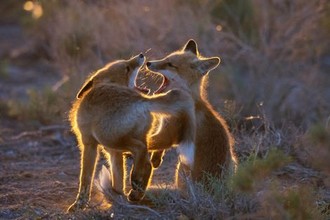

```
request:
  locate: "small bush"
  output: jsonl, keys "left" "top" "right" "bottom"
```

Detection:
{"left": 231, "top": 148, "right": 292, "bottom": 192}
{"left": 7, "top": 87, "right": 62, "bottom": 125}
{"left": 259, "top": 185, "right": 325, "bottom": 219}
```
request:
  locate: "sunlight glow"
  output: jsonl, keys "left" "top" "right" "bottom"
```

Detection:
{"left": 216, "top": 25, "right": 222, "bottom": 32}
{"left": 32, "top": 4, "right": 43, "bottom": 19}
{"left": 245, "top": 116, "right": 261, "bottom": 120}
{"left": 23, "top": 1, "right": 43, "bottom": 19}
{"left": 143, "top": 6, "right": 150, "bottom": 12}
{"left": 23, "top": 1, "right": 34, "bottom": 11}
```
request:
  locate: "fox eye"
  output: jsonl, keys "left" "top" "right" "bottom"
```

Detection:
{"left": 126, "top": 66, "right": 130, "bottom": 73}
{"left": 167, "top": 62, "right": 177, "bottom": 68}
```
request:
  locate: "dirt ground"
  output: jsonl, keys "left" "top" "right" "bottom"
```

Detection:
{"left": 0, "top": 23, "right": 79, "bottom": 219}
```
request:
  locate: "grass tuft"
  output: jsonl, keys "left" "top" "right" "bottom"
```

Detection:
{"left": 231, "top": 148, "right": 292, "bottom": 192}
{"left": 7, "top": 87, "right": 62, "bottom": 125}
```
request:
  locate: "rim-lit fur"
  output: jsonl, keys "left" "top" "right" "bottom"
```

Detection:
{"left": 147, "top": 40, "right": 238, "bottom": 188}
{"left": 67, "top": 54, "right": 195, "bottom": 212}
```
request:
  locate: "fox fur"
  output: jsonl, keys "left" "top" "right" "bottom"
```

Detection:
{"left": 146, "top": 40, "right": 238, "bottom": 188}
{"left": 67, "top": 54, "right": 195, "bottom": 211}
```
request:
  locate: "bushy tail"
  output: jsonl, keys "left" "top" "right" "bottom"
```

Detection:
{"left": 96, "top": 165, "right": 112, "bottom": 195}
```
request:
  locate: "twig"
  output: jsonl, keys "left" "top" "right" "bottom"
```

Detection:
{"left": 95, "top": 181, "right": 162, "bottom": 218}
{"left": 11, "top": 125, "right": 67, "bottom": 140}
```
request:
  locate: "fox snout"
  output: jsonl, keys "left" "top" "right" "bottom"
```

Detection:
{"left": 146, "top": 61, "right": 156, "bottom": 71}
{"left": 137, "top": 53, "right": 145, "bottom": 66}
{"left": 128, "top": 53, "right": 145, "bottom": 69}
{"left": 146, "top": 60, "right": 167, "bottom": 73}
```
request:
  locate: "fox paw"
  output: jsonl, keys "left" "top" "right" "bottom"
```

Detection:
{"left": 127, "top": 189, "right": 145, "bottom": 202}
{"left": 67, "top": 199, "right": 88, "bottom": 212}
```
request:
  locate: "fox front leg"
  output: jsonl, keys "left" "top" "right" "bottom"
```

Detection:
{"left": 126, "top": 139, "right": 152, "bottom": 202}
{"left": 67, "top": 139, "right": 98, "bottom": 212}
{"left": 150, "top": 150, "right": 165, "bottom": 168}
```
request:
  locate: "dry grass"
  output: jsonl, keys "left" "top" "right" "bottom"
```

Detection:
{"left": 1, "top": 0, "right": 329, "bottom": 219}
{"left": 26, "top": 0, "right": 329, "bottom": 127}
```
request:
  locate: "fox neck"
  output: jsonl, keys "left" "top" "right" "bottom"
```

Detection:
{"left": 190, "top": 75, "right": 208, "bottom": 101}
{"left": 128, "top": 67, "right": 140, "bottom": 88}
{"left": 200, "top": 75, "right": 209, "bottom": 101}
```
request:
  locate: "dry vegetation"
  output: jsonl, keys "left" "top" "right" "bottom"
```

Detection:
{"left": 0, "top": 0, "right": 329, "bottom": 219}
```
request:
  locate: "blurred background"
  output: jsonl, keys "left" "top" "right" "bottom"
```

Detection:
{"left": 0, "top": 0, "right": 329, "bottom": 129}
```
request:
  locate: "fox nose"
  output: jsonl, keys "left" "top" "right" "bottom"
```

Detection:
{"left": 139, "top": 53, "right": 144, "bottom": 59}
{"left": 146, "top": 62, "right": 151, "bottom": 67}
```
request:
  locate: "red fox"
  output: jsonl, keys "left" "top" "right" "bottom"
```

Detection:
{"left": 67, "top": 54, "right": 195, "bottom": 211}
{"left": 146, "top": 40, "right": 238, "bottom": 188}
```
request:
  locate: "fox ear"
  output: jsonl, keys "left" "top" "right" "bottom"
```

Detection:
{"left": 77, "top": 80, "right": 93, "bottom": 99}
{"left": 193, "top": 57, "right": 221, "bottom": 75}
{"left": 183, "top": 39, "right": 198, "bottom": 55}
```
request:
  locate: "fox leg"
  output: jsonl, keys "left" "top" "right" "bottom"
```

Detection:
{"left": 175, "top": 161, "right": 191, "bottom": 192}
{"left": 108, "top": 150, "right": 125, "bottom": 194}
{"left": 126, "top": 139, "right": 152, "bottom": 202}
{"left": 150, "top": 150, "right": 165, "bottom": 168}
{"left": 68, "top": 137, "right": 98, "bottom": 212}
{"left": 147, "top": 117, "right": 180, "bottom": 169}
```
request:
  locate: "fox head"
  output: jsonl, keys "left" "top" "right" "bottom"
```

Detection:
{"left": 76, "top": 54, "right": 145, "bottom": 99}
{"left": 146, "top": 39, "right": 220, "bottom": 93}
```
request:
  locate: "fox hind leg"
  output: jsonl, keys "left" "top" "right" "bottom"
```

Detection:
{"left": 175, "top": 161, "right": 191, "bottom": 193}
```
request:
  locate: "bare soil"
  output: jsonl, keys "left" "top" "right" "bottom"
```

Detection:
{"left": 0, "top": 24, "right": 79, "bottom": 219}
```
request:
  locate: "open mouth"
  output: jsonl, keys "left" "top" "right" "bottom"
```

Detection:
{"left": 154, "top": 75, "right": 169, "bottom": 94}
{"left": 134, "top": 85, "right": 150, "bottom": 94}
{"left": 134, "top": 71, "right": 169, "bottom": 95}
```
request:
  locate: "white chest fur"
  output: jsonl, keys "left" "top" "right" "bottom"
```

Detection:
{"left": 177, "top": 142, "right": 195, "bottom": 168}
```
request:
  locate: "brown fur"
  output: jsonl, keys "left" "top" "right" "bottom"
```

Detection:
{"left": 67, "top": 54, "right": 195, "bottom": 211}
{"left": 146, "top": 40, "right": 238, "bottom": 188}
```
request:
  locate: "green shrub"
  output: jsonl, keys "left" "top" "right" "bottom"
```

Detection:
{"left": 231, "top": 148, "right": 292, "bottom": 192}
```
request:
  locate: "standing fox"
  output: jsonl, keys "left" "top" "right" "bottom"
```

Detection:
{"left": 67, "top": 54, "right": 195, "bottom": 211}
{"left": 146, "top": 40, "right": 237, "bottom": 187}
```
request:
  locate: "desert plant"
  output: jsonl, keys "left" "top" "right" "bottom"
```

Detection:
{"left": 231, "top": 148, "right": 292, "bottom": 192}
{"left": 7, "top": 87, "right": 62, "bottom": 125}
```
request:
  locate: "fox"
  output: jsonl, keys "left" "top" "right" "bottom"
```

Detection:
{"left": 146, "top": 40, "right": 238, "bottom": 188}
{"left": 67, "top": 54, "right": 195, "bottom": 212}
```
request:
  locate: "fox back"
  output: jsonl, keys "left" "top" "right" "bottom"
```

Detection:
{"left": 70, "top": 54, "right": 148, "bottom": 147}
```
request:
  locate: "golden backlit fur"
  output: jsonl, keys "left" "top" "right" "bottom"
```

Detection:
{"left": 67, "top": 54, "right": 195, "bottom": 211}
{"left": 147, "top": 40, "right": 238, "bottom": 188}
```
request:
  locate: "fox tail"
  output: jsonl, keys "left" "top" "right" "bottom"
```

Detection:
{"left": 95, "top": 165, "right": 112, "bottom": 197}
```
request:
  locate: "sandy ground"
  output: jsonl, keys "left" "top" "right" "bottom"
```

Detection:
{"left": 0, "top": 123, "right": 177, "bottom": 219}
{"left": 0, "top": 24, "right": 78, "bottom": 219}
